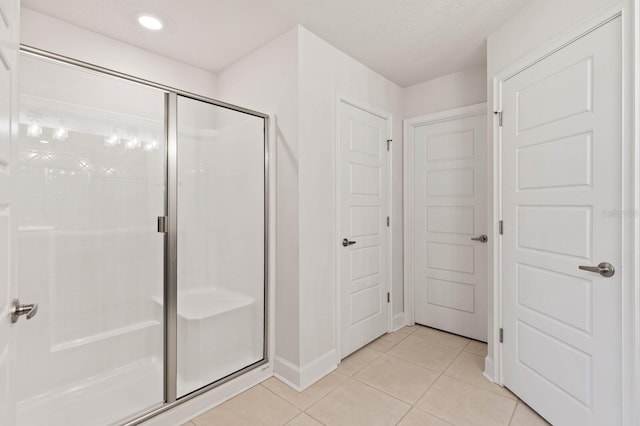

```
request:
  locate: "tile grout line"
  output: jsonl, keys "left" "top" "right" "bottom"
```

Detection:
{"left": 298, "top": 410, "right": 328, "bottom": 426}
{"left": 383, "top": 339, "right": 463, "bottom": 375}
{"left": 440, "top": 350, "right": 517, "bottom": 400}
{"left": 507, "top": 399, "right": 520, "bottom": 425}
{"left": 257, "top": 382, "right": 303, "bottom": 420}
{"left": 301, "top": 373, "right": 354, "bottom": 413}
{"left": 410, "top": 404, "right": 457, "bottom": 426}
{"left": 350, "top": 374, "right": 414, "bottom": 409}
{"left": 409, "top": 365, "right": 443, "bottom": 408}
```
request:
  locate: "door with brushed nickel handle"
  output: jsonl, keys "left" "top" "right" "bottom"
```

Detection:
{"left": 500, "top": 18, "right": 624, "bottom": 425}
{"left": 10, "top": 299, "right": 38, "bottom": 324}
{"left": 410, "top": 106, "right": 488, "bottom": 342}
{"left": 471, "top": 235, "right": 488, "bottom": 243}
{"left": 578, "top": 262, "right": 615, "bottom": 278}
{"left": 341, "top": 238, "right": 356, "bottom": 247}
{"left": 338, "top": 101, "right": 390, "bottom": 359}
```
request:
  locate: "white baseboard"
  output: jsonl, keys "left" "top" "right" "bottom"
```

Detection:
{"left": 392, "top": 313, "right": 406, "bottom": 331}
{"left": 298, "top": 350, "right": 337, "bottom": 390}
{"left": 273, "top": 350, "right": 337, "bottom": 391}
{"left": 142, "top": 363, "right": 273, "bottom": 426}
{"left": 483, "top": 355, "right": 495, "bottom": 383}
{"left": 273, "top": 356, "right": 302, "bottom": 391}
{"left": 404, "top": 312, "right": 415, "bottom": 325}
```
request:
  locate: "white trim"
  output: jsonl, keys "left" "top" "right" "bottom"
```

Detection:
{"left": 403, "top": 102, "right": 487, "bottom": 329}
{"left": 273, "top": 356, "right": 300, "bottom": 390}
{"left": 392, "top": 313, "right": 406, "bottom": 332}
{"left": 273, "top": 349, "right": 338, "bottom": 392}
{"left": 299, "top": 350, "right": 337, "bottom": 390}
{"left": 632, "top": 2, "right": 640, "bottom": 424}
{"left": 334, "top": 94, "right": 393, "bottom": 364}
{"left": 489, "top": 2, "right": 639, "bottom": 423}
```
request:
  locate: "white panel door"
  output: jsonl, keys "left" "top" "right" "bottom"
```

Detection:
{"left": 413, "top": 111, "right": 487, "bottom": 341}
{"left": 339, "top": 101, "right": 389, "bottom": 358}
{"left": 0, "top": 0, "right": 17, "bottom": 424}
{"left": 502, "top": 17, "right": 622, "bottom": 425}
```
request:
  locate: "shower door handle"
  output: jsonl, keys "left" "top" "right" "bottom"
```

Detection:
{"left": 10, "top": 299, "right": 38, "bottom": 323}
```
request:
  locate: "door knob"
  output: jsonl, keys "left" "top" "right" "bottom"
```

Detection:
{"left": 471, "top": 235, "right": 488, "bottom": 243}
{"left": 578, "top": 262, "right": 615, "bottom": 277}
{"left": 10, "top": 299, "right": 38, "bottom": 323}
{"left": 342, "top": 238, "right": 356, "bottom": 247}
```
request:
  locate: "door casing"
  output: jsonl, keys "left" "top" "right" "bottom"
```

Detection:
{"left": 489, "top": 3, "right": 639, "bottom": 424}
{"left": 335, "top": 96, "right": 393, "bottom": 363}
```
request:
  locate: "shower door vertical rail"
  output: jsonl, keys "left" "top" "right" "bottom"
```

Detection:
{"left": 165, "top": 92, "right": 178, "bottom": 404}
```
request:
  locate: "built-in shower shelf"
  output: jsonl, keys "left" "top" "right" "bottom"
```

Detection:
{"left": 152, "top": 287, "right": 254, "bottom": 320}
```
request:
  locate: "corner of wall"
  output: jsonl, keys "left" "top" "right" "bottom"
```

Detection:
{"left": 274, "top": 350, "right": 337, "bottom": 391}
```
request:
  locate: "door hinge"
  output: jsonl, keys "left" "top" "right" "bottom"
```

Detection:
{"left": 386, "top": 216, "right": 390, "bottom": 227}
{"left": 499, "top": 220, "right": 503, "bottom": 235}
{"left": 157, "top": 216, "right": 168, "bottom": 233}
{"left": 386, "top": 139, "right": 392, "bottom": 151}
{"left": 494, "top": 111, "right": 503, "bottom": 127}
{"left": 499, "top": 328, "right": 504, "bottom": 343}
{"left": 387, "top": 292, "right": 390, "bottom": 303}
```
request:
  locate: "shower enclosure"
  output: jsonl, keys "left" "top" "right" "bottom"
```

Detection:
{"left": 13, "top": 49, "right": 269, "bottom": 425}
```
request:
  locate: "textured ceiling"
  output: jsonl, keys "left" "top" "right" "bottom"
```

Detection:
{"left": 22, "top": 0, "right": 529, "bottom": 87}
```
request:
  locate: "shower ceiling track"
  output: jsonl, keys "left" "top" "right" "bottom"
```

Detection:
{"left": 18, "top": 45, "right": 271, "bottom": 426}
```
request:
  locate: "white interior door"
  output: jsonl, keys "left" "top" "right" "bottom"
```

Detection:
{"left": 0, "top": 0, "right": 18, "bottom": 423}
{"left": 501, "top": 17, "right": 622, "bottom": 425}
{"left": 412, "top": 109, "right": 487, "bottom": 341}
{"left": 338, "top": 101, "right": 389, "bottom": 358}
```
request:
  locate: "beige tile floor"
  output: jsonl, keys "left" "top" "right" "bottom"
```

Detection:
{"left": 184, "top": 325, "right": 550, "bottom": 426}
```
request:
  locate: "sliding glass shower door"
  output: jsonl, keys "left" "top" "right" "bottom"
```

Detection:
{"left": 174, "top": 96, "right": 266, "bottom": 397}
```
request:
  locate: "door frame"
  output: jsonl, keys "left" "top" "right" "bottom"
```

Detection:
{"left": 334, "top": 95, "right": 393, "bottom": 362}
{"left": 403, "top": 103, "right": 487, "bottom": 328}
{"left": 489, "top": 2, "right": 639, "bottom": 423}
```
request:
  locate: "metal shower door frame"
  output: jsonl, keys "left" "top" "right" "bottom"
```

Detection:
{"left": 19, "top": 45, "right": 271, "bottom": 426}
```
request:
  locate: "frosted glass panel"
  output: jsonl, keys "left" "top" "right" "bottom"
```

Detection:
{"left": 176, "top": 96, "right": 265, "bottom": 397}
{"left": 15, "top": 54, "right": 165, "bottom": 425}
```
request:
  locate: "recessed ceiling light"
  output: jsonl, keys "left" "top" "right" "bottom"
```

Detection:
{"left": 137, "top": 14, "right": 163, "bottom": 31}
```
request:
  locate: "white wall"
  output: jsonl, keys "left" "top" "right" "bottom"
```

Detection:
{"left": 297, "top": 28, "right": 404, "bottom": 371}
{"left": 216, "top": 27, "right": 301, "bottom": 368}
{"left": 403, "top": 66, "right": 487, "bottom": 119}
{"left": 217, "top": 25, "right": 404, "bottom": 389}
{"left": 20, "top": 8, "right": 217, "bottom": 98}
{"left": 484, "top": 0, "right": 620, "bottom": 381}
